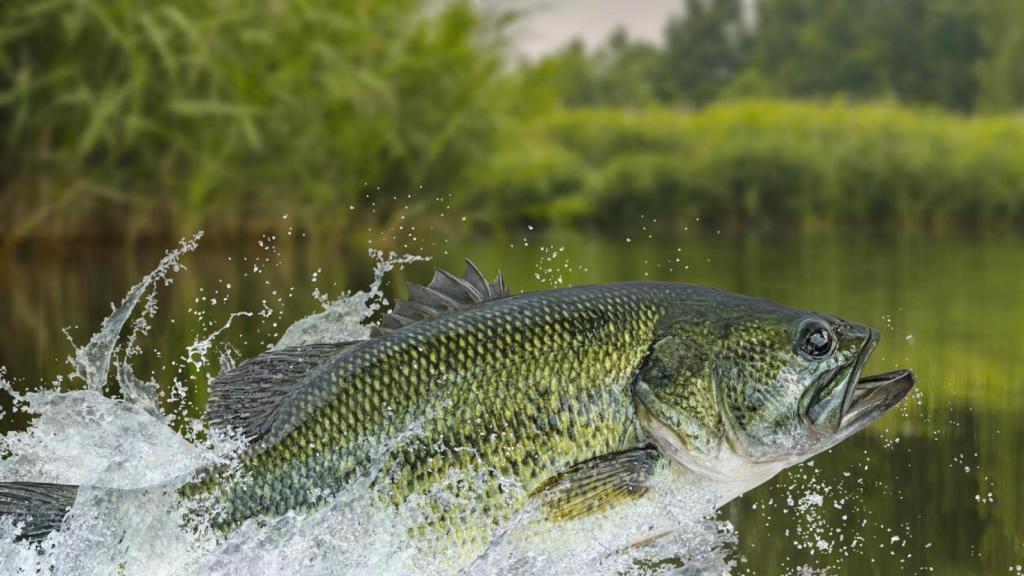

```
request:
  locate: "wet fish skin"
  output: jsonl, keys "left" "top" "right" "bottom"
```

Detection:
{"left": 208, "top": 283, "right": 666, "bottom": 531}
{"left": 0, "top": 263, "right": 915, "bottom": 551}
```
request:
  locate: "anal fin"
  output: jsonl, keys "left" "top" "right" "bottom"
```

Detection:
{"left": 532, "top": 445, "right": 661, "bottom": 521}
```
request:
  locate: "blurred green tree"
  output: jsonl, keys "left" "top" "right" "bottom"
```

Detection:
{"left": 520, "top": 29, "right": 659, "bottom": 107}
{"left": 536, "top": 0, "right": 1017, "bottom": 113}
{"left": 749, "top": 0, "right": 985, "bottom": 110}
{"left": 976, "top": 0, "right": 1024, "bottom": 111}
{"left": 655, "top": 0, "right": 751, "bottom": 105}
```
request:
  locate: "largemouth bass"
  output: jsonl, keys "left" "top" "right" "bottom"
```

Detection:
{"left": 0, "top": 261, "right": 915, "bottom": 552}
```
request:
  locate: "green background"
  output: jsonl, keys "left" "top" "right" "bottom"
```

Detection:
{"left": 2, "top": 0, "right": 1023, "bottom": 572}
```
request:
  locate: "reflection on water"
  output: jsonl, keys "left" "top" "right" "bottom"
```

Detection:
{"left": 0, "top": 230, "right": 1022, "bottom": 574}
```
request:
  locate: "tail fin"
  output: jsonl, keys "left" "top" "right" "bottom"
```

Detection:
{"left": 0, "top": 482, "right": 78, "bottom": 542}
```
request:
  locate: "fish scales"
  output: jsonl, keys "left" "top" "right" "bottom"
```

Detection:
{"left": 212, "top": 283, "right": 670, "bottom": 529}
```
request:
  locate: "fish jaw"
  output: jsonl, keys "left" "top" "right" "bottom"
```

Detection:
{"left": 798, "top": 325, "right": 916, "bottom": 456}
{"left": 816, "top": 368, "right": 916, "bottom": 451}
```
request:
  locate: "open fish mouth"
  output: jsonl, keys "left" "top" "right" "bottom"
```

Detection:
{"left": 803, "top": 328, "right": 916, "bottom": 442}
{"left": 838, "top": 369, "right": 916, "bottom": 434}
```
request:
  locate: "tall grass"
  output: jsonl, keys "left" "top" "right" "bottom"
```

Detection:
{"left": 3, "top": 0, "right": 1024, "bottom": 245}
{"left": 1, "top": 0, "right": 509, "bottom": 244}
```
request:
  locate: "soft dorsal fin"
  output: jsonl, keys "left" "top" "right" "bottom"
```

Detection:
{"left": 0, "top": 481, "right": 78, "bottom": 542}
{"left": 205, "top": 341, "right": 358, "bottom": 443}
{"left": 371, "top": 259, "right": 509, "bottom": 337}
{"left": 532, "top": 445, "right": 661, "bottom": 521}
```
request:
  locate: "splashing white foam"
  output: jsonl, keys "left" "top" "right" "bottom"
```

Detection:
{"left": 275, "top": 250, "right": 427, "bottom": 349}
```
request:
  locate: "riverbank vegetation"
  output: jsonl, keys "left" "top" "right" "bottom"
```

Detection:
{"left": 470, "top": 102, "right": 1024, "bottom": 231}
{"left": 2, "top": 0, "right": 1023, "bottom": 245}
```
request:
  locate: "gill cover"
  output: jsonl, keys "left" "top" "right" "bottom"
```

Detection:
{"left": 631, "top": 332, "right": 731, "bottom": 479}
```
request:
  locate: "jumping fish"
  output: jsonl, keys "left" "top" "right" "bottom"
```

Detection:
{"left": 0, "top": 261, "right": 915, "bottom": 551}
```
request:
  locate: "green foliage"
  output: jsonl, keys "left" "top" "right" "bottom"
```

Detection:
{"left": 975, "top": 0, "right": 1024, "bottom": 111}
{"left": 753, "top": 0, "right": 985, "bottom": 111}
{"left": 656, "top": 0, "right": 751, "bottom": 105}
{"left": 3, "top": 0, "right": 1024, "bottom": 244}
{"left": 0, "top": 0, "right": 509, "bottom": 243}
{"left": 518, "top": 30, "right": 660, "bottom": 108}
{"left": 528, "top": 0, "right": 1023, "bottom": 112}
{"left": 477, "top": 101, "right": 1024, "bottom": 230}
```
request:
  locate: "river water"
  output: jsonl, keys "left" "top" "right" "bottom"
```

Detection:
{"left": 0, "top": 228, "right": 1021, "bottom": 574}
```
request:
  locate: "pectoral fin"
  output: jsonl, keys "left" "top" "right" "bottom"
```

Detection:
{"left": 532, "top": 445, "right": 661, "bottom": 521}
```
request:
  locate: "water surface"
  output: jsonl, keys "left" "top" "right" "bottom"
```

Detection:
{"left": 0, "top": 230, "right": 1021, "bottom": 574}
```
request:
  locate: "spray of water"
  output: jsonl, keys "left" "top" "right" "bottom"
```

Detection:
{"left": 66, "top": 232, "right": 204, "bottom": 395}
{"left": 275, "top": 250, "right": 428, "bottom": 348}
{"left": 0, "top": 236, "right": 738, "bottom": 575}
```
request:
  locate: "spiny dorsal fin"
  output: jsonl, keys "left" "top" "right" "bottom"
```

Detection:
{"left": 205, "top": 341, "right": 359, "bottom": 443}
{"left": 372, "top": 259, "right": 510, "bottom": 337}
{"left": 532, "top": 445, "right": 661, "bottom": 521}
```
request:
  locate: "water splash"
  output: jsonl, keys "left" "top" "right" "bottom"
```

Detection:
{"left": 66, "top": 232, "right": 203, "bottom": 394}
{"left": 275, "top": 250, "right": 427, "bottom": 348}
{"left": 0, "top": 239, "right": 740, "bottom": 575}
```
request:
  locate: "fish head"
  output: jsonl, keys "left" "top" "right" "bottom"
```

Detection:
{"left": 714, "top": 312, "right": 917, "bottom": 464}
{"left": 634, "top": 299, "right": 915, "bottom": 479}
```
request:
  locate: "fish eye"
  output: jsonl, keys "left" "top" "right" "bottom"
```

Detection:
{"left": 797, "top": 318, "right": 835, "bottom": 360}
